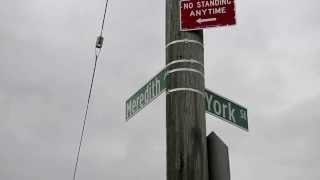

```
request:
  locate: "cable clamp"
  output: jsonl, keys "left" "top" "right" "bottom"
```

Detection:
{"left": 166, "top": 59, "right": 203, "bottom": 68}
{"left": 166, "top": 39, "right": 203, "bottom": 48}
{"left": 167, "top": 68, "right": 204, "bottom": 77}
{"left": 167, "top": 88, "right": 204, "bottom": 97}
{"left": 96, "top": 36, "right": 104, "bottom": 49}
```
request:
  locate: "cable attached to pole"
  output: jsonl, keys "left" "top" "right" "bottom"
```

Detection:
{"left": 72, "top": 1, "right": 110, "bottom": 180}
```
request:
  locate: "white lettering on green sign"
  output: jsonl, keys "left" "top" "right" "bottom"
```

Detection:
{"left": 125, "top": 69, "right": 166, "bottom": 120}
{"left": 205, "top": 89, "right": 248, "bottom": 130}
{"left": 125, "top": 68, "right": 248, "bottom": 131}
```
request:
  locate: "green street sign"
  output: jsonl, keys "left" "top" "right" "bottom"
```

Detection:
{"left": 125, "top": 68, "right": 248, "bottom": 131}
{"left": 125, "top": 68, "right": 167, "bottom": 121}
{"left": 205, "top": 89, "right": 248, "bottom": 131}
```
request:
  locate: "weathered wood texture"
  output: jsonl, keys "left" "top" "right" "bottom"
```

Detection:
{"left": 207, "top": 132, "right": 230, "bottom": 180}
{"left": 166, "top": 0, "right": 208, "bottom": 180}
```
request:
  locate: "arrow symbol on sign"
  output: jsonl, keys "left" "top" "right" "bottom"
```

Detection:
{"left": 196, "top": 18, "right": 217, "bottom": 24}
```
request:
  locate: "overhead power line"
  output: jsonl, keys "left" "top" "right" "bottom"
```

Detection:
{"left": 72, "top": 1, "right": 110, "bottom": 180}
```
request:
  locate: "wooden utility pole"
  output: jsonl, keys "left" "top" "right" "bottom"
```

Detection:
{"left": 166, "top": 0, "right": 208, "bottom": 179}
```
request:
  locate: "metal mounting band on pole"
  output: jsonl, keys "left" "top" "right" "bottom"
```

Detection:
{"left": 167, "top": 68, "right": 204, "bottom": 77}
{"left": 167, "top": 88, "right": 204, "bottom": 97}
{"left": 166, "top": 39, "right": 204, "bottom": 48}
{"left": 166, "top": 59, "right": 204, "bottom": 68}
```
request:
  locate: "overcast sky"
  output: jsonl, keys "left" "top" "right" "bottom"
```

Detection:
{"left": 1, "top": 0, "right": 320, "bottom": 180}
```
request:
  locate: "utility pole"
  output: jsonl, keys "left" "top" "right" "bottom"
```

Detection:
{"left": 126, "top": 1, "right": 245, "bottom": 179}
{"left": 166, "top": 0, "right": 208, "bottom": 179}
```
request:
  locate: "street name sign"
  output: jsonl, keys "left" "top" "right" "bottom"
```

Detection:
{"left": 180, "top": 0, "right": 236, "bottom": 31}
{"left": 125, "top": 69, "right": 248, "bottom": 131}
{"left": 205, "top": 89, "right": 248, "bottom": 131}
{"left": 125, "top": 68, "right": 167, "bottom": 121}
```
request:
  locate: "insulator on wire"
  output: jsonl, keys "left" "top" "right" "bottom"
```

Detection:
{"left": 96, "top": 36, "right": 104, "bottom": 48}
